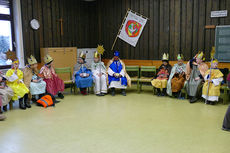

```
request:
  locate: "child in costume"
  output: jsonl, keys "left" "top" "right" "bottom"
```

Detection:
{"left": 186, "top": 51, "right": 209, "bottom": 103}
{"left": 167, "top": 54, "right": 186, "bottom": 98}
{"left": 23, "top": 55, "right": 46, "bottom": 102}
{"left": 40, "top": 55, "right": 65, "bottom": 99}
{"left": 0, "top": 71, "right": 13, "bottom": 112}
{"left": 91, "top": 51, "right": 107, "bottom": 96}
{"left": 6, "top": 59, "right": 30, "bottom": 109}
{"left": 202, "top": 59, "right": 223, "bottom": 105}
{"left": 151, "top": 53, "right": 172, "bottom": 96}
{"left": 107, "top": 51, "right": 131, "bottom": 96}
{"left": 73, "top": 52, "right": 93, "bottom": 95}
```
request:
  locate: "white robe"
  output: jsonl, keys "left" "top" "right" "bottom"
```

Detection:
{"left": 107, "top": 67, "right": 127, "bottom": 89}
{"left": 91, "top": 62, "right": 108, "bottom": 94}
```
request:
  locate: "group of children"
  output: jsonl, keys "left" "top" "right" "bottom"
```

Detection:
{"left": 151, "top": 51, "right": 225, "bottom": 106}
{"left": 0, "top": 50, "right": 229, "bottom": 123}
{"left": 0, "top": 50, "right": 131, "bottom": 120}
{"left": 73, "top": 50, "right": 130, "bottom": 96}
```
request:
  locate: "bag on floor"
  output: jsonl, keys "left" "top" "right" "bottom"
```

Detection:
{"left": 37, "top": 95, "right": 54, "bottom": 108}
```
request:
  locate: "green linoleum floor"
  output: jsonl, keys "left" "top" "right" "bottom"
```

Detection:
{"left": 0, "top": 88, "right": 230, "bottom": 153}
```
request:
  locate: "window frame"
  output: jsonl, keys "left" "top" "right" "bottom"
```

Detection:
{"left": 0, "top": 0, "right": 15, "bottom": 69}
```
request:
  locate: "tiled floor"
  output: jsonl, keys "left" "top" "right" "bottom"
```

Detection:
{"left": 0, "top": 88, "right": 229, "bottom": 153}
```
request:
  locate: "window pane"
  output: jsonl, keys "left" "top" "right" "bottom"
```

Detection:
{"left": 0, "top": 5, "right": 10, "bottom": 15}
{"left": 0, "top": 20, "right": 12, "bottom": 65}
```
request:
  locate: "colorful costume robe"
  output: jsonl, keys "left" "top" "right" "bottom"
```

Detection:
{"left": 73, "top": 62, "right": 93, "bottom": 88}
{"left": 167, "top": 63, "right": 186, "bottom": 96}
{"left": 40, "top": 65, "right": 64, "bottom": 95}
{"left": 202, "top": 68, "right": 223, "bottom": 101}
{"left": 186, "top": 60, "right": 208, "bottom": 97}
{"left": 0, "top": 77, "right": 13, "bottom": 107}
{"left": 91, "top": 61, "right": 107, "bottom": 94}
{"left": 107, "top": 59, "right": 131, "bottom": 89}
{"left": 151, "top": 64, "right": 171, "bottom": 89}
{"left": 6, "top": 69, "right": 29, "bottom": 101}
{"left": 23, "top": 66, "right": 46, "bottom": 96}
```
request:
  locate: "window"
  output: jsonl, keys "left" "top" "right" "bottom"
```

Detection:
{"left": 0, "top": 0, "right": 14, "bottom": 68}
{"left": 215, "top": 26, "right": 230, "bottom": 62}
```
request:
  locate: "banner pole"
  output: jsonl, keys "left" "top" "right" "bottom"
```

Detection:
{"left": 111, "top": 9, "right": 130, "bottom": 51}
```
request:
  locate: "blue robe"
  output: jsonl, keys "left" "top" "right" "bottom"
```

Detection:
{"left": 108, "top": 60, "right": 127, "bottom": 86}
{"left": 75, "top": 66, "right": 93, "bottom": 88}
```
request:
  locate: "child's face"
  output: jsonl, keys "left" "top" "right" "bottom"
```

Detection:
{"left": 13, "top": 62, "right": 19, "bottom": 69}
{"left": 94, "top": 57, "right": 99, "bottom": 63}
{"left": 177, "top": 59, "right": 183, "bottom": 66}
{"left": 114, "top": 56, "right": 119, "bottom": 61}
{"left": 30, "top": 63, "right": 38, "bottom": 69}
{"left": 211, "top": 62, "right": 218, "bottom": 68}
{"left": 162, "top": 61, "right": 167, "bottom": 65}
{"left": 78, "top": 58, "right": 84, "bottom": 64}
{"left": 196, "top": 57, "right": 202, "bottom": 64}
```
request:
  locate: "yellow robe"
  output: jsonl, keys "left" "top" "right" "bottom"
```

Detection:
{"left": 6, "top": 69, "right": 29, "bottom": 100}
{"left": 202, "top": 69, "right": 223, "bottom": 97}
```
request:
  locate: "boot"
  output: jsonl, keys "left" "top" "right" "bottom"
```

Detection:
{"left": 157, "top": 88, "right": 161, "bottom": 96}
{"left": 121, "top": 89, "right": 126, "bottom": 96}
{"left": 111, "top": 88, "right": 115, "bottom": 96}
{"left": 24, "top": 94, "right": 31, "bottom": 108}
{"left": 31, "top": 95, "right": 37, "bottom": 103}
{"left": 189, "top": 97, "right": 198, "bottom": 103}
{"left": 58, "top": 92, "right": 64, "bottom": 99}
{"left": 162, "top": 88, "right": 167, "bottom": 96}
{"left": 19, "top": 98, "right": 26, "bottom": 110}
{"left": 210, "top": 101, "right": 216, "bottom": 105}
{"left": 3, "top": 105, "right": 7, "bottom": 112}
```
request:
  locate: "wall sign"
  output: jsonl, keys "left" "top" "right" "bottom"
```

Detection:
{"left": 211, "top": 10, "right": 228, "bottom": 18}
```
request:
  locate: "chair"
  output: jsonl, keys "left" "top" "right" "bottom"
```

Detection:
{"left": 138, "top": 66, "right": 156, "bottom": 93}
{"left": 220, "top": 85, "right": 230, "bottom": 104}
{"left": 125, "top": 66, "right": 140, "bottom": 91}
{"left": 55, "top": 67, "right": 75, "bottom": 94}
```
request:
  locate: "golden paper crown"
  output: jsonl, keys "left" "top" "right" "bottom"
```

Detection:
{"left": 79, "top": 52, "right": 86, "bottom": 59}
{"left": 197, "top": 51, "right": 204, "bottom": 59}
{"left": 177, "top": 54, "right": 184, "bottom": 60}
{"left": 94, "top": 51, "right": 100, "bottom": 58}
{"left": 162, "top": 53, "right": 169, "bottom": 60}
{"left": 27, "top": 55, "right": 37, "bottom": 65}
{"left": 211, "top": 59, "right": 218, "bottom": 64}
{"left": 44, "top": 54, "right": 53, "bottom": 64}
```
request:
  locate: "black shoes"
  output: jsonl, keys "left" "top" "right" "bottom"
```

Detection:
{"left": 96, "top": 93, "right": 105, "bottom": 96}
{"left": 3, "top": 105, "right": 7, "bottom": 112}
{"left": 190, "top": 97, "right": 198, "bottom": 103}
{"left": 19, "top": 99, "right": 26, "bottom": 110}
{"left": 58, "top": 93, "right": 64, "bottom": 99}
{"left": 25, "top": 101, "right": 31, "bottom": 108}
{"left": 121, "top": 89, "right": 126, "bottom": 96}
{"left": 111, "top": 88, "right": 115, "bottom": 96}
